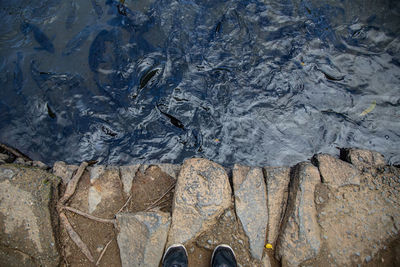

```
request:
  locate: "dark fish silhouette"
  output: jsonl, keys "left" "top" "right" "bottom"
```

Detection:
{"left": 91, "top": 0, "right": 103, "bottom": 18}
{"left": 20, "top": 22, "right": 55, "bottom": 53}
{"left": 319, "top": 69, "right": 344, "bottom": 81}
{"left": 88, "top": 30, "right": 110, "bottom": 72}
{"left": 156, "top": 105, "right": 185, "bottom": 130}
{"left": 101, "top": 125, "right": 118, "bottom": 137}
{"left": 117, "top": 0, "right": 127, "bottom": 16}
{"left": 46, "top": 103, "right": 56, "bottom": 119}
{"left": 215, "top": 21, "right": 222, "bottom": 33}
{"left": 140, "top": 69, "right": 159, "bottom": 89}
{"left": 65, "top": 0, "right": 78, "bottom": 29}
{"left": 63, "top": 25, "right": 94, "bottom": 56}
{"left": 13, "top": 52, "right": 23, "bottom": 94}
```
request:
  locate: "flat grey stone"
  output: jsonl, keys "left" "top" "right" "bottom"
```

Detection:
{"left": 120, "top": 165, "right": 140, "bottom": 196}
{"left": 233, "top": 165, "right": 268, "bottom": 260}
{"left": 263, "top": 166, "right": 291, "bottom": 245}
{"left": 52, "top": 161, "right": 78, "bottom": 184}
{"left": 85, "top": 166, "right": 124, "bottom": 217}
{"left": 167, "top": 158, "right": 232, "bottom": 245}
{"left": 116, "top": 211, "right": 171, "bottom": 267}
{"left": 313, "top": 154, "right": 360, "bottom": 188}
{"left": 276, "top": 163, "right": 321, "bottom": 266}
{"left": 0, "top": 165, "right": 60, "bottom": 267}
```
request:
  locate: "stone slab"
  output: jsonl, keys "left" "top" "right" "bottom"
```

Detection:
{"left": 120, "top": 165, "right": 140, "bottom": 197}
{"left": 68, "top": 165, "right": 124, "bottom": 218}
{"left": 233, "top": 165, "right": 268, "bottom": 260}
{"left": 340, "top": 148, "right": 385, "bottom": 170}
{"left": 263, "top": 166, "right": 291, "bottom": 245}
{"left": 276, "top": 163, "right": 321, "bottom": 266}
{"left": 314, "top": 165, "right": 400, "bottom": 266}
{"left": 116, "top": 211, "right": 171, "bottom": 267}
{"left": 167, "top": 158, "right": 232, "bottom": 246}
{"left": 52, "top": 161, "right": 78, "bottom": 184}
{"left": 0, "top": 165, "right": 60, "bottom": 267}
{"left": 313, "top": 154, "right": 360, "bottom": 188}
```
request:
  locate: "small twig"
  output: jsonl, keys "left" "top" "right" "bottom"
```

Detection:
{"left": 96, "top": 238, "right": 113, "bottom": 266}
{"left": 59, "top": 162, "right": 88, "bottom": 206}
{"left": 145, "top": 182, "right": 175, "bottom": 211}
{"left": 63, "top": 206, "right": 115, "bottom": 224}
{"left": 60, "top": 212, "right": 94, "bottom": 263}
{"left": 0, "top": 143, "right": 31, "bottom": 161}
{"left": 116, "top": 194, "right": 132, "bottom": 214}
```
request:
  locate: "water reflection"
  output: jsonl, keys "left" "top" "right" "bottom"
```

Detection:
{"left": 0, "top": 0, "right": 399, "bottom": 167}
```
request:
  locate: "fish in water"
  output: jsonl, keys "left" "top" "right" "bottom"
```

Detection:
{"left": 46, "top": 103, "right": 56, "bottom": 119}
{"left": 321, "top": 70, "right": 344, "bottom": 81}
{"left": 88, "top": 30, "right": 110, "bottom": 72}
{"left": 91, "top": 0, "right": 104, "bottom": 18}
{"left": 117, "top": 0, "right": 127, "bottom": 16}
{"left": 20, "top": 22, "right": 55, "bottom": 53}
{"left": 63, "top": 25, "right": 94, "bottom": 56}
{"left": 65, "top": 0, "right": 78, "bottom": 29}
{"left": 156, "top": 104, "right": 185, "bottom": 130}
{"left": 140, "top": 69, "right": 159, "bottom": 89}
{"left": 13, "top": 52, "right": 23, "bottom": 95}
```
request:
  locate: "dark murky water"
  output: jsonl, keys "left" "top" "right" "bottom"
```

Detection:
{"left": 0, "top": 0, "right": 399, "bottom": 167}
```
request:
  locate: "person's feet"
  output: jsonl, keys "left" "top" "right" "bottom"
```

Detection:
{"left": 211, "top": 244, "right": 237, "bottom": 267}
{"left": 162, "top": 243, "right": 237, "bottom": 267}
{"left": 162, "top": 244, "right": 188, "bottom": 267}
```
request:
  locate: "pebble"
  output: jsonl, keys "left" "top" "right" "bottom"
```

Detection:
{"left": 365, "top": 255, "right": 372, "bottom": 262}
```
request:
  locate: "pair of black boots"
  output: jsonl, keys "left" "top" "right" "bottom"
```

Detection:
{"left": 162, "top": 244, "right": 237, "bottom": 267}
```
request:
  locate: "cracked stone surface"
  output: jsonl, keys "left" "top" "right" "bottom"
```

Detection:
{"left": 119, "top": 165, "right": 140, "bottom": 197}
{"left": 116, "top": 211, "right": 171, "bottom": 267}
{"left": 167, "top": 158, "right": 232, "bottom": 246}
{"left": 340, "top": 148, "right": 385, "bottom": 170}
{"left": 313, "top": 154, "right": 360, "bottom": 188}
{"left": 69, "top": 165, "right": 124, "bottom": 218}
{"left": 276, "top": 162, "right": 322, "bottom": 266}
{"left": 263, "top": 166, "right": 291, "bottom": 246}
{"left": 0, "top": 165, "right": 60, "bottom": 267}
{"left": 311, "top": 164, "right": 400, "bottom": 266}
{"left": 52, "top": 161, "right": 78, "bottom": 185}
{"left": 233, "top": 165, "right": 268, "bottom": 260}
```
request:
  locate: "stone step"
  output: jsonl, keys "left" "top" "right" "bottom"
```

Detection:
{"left": 1, "top": 148, "right": 399, "bottom": 266}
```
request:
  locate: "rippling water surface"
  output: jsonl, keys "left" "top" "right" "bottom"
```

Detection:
{"left": 0, "top": 0, "right": 399, "bottom": 166}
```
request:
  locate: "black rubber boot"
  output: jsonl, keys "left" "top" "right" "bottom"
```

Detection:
{"left": 162, "top": 244, "right": 188, "bottom": 267}
{"left": 211, "top": 244, "right": 237, "bottom": 267}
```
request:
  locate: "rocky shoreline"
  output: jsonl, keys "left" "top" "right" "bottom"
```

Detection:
{"left": 0, "top": 148, "right": 399, "bottom": 266}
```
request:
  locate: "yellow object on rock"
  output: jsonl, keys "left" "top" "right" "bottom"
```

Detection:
{"left": 265, "top": 243, "right": 273, "bottom": 249}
